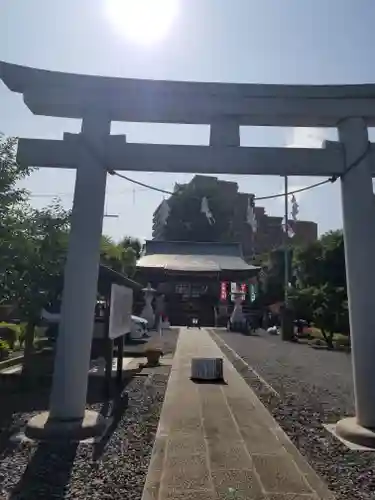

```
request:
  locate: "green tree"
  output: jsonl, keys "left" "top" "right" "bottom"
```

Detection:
{"left": 0, "top": 136, "right": 72, "bottom": 371}
{"left": 0, "top": 135, "right": 32, "bottom": 313}
{"left": 119, "top": 236, "right": 142, "bottom": 260}
{"left": 289, "top": 285, "right": 348, "bottom": 348}
{"left": 291, "top": 230, "right": 349, "bottom": 343}
{"left": 100, "top": 235, "right": 139, "bottom": 277}
{"left": 0, "top": 135, "right": 30, "bottom": 213}
{"left": 164, "top": 181, "right": 234, "bottom": 242}
{"left": 256, "top": 248, "right": 293, "bottom": 306}
{"left": 2, "top": 203, "right": 70, "bottom": 373}
{"left": 294, "top": 230, "right": 346, "bottom": 289}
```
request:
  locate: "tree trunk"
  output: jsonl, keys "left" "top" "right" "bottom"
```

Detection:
{"left": 22, "top": 319, "right": 36, "bottom": 377}
{"left": 320, "top": 328, "right": 334, "bottom": 349}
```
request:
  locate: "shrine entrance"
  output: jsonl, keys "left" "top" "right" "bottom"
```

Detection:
{"left": 2, "top": 60, "right": 375, "bottom": 446}
{"left": 135, "top": 240, "right": 259, "bottom": 328}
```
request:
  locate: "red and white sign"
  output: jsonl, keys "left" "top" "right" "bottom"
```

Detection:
{"left": 220, "top": 282, "right": 227, "bottom": 301}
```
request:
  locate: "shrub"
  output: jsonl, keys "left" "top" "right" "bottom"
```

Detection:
{"left": 0, "top": 321, "right": 23, "bottom": 342}
{"left": 334, "top": 335, "right": 351, "bottom": 351}
{"left": 335, "top": 334, "right": 350, "bottom": 346}
{"left": 0, "top": 325, "right": 17, "bottom": 349}
{"left": 0, "top": 339, "right": 10, "bottom": 360}
{"left": 309, "top": 338, "right": 327, "bottom": 348}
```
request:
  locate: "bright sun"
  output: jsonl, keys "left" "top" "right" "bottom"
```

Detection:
{"left": 106, "top": 0, "right": 178, "bottom": 45}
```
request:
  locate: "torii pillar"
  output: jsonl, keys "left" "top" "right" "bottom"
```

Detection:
{"left": 26, "top": 115, "right": 110, "bottom": 440}
{"left": 336, "top": 117, "right": 375, "bottom": 447}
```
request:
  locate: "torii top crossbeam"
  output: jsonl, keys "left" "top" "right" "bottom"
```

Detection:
{"left": 2, "top": 60, "right": 375, "bottom": 127}
{"left": 4, "top": 60, "right": 375, "bottom": 178}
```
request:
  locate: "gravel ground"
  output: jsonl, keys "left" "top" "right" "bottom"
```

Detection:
{"left": 211, "top": 329, "right": 375, "bottom": 500}
{"left": 0, "top": 375, "right": 168, "bottom": 500}
{"left": 0, "top": 329, "right": 179, "bottom": 500}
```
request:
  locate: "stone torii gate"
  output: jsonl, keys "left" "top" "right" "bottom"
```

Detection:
{"left": 1, "top": 61, "right": 375, "bottom": 445}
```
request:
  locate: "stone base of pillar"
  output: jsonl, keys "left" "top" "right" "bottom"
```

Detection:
{"left": 25, "top": 410, "right": 107, "bottom": 442}
{"left": 336, "top": 417, "right": 375, "bottom": 449}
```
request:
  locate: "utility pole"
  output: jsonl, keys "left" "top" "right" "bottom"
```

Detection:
{"left": 281, "top": 175, "right": 293, "bottom": 341}
{"left": 284, "top": 176, "right": 289, "bottom": 307}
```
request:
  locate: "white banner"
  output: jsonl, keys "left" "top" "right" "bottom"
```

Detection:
{"left": 109, "top": 284, "right": 133, "bottom": 339}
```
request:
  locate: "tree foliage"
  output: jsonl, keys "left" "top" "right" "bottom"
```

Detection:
{"left": 119, "top": 236, "right": 142, "bottom": 260}
{"left": 291, "top": 230, "right": 349, "bottom": 343}
{"left": 0, "top": 135, "right": 142, "bottom": 372}
{"left": 256, "top": 248, "right": 293, "bottom": 306}
{"left": 0, "top": 136, "right": 30, "bottom": 213}
{"left": 3, "top": 203, "right": 71, "bottom": 319}
{"left": 294, "top": 230, "right": 346, "bottom": 289}
{"left": 0, "top": 137, "right": 71, "bottom": 371}
{"left": 289, "top": 285, "right": 348, "bottom": 347}
{"left": 0, "top": 136, "right": 32, "bottom": 300}
{"left": 100, "top": 235, "right": 141, "bottom": 277}
{"left": 164, "top": 181, "right": 234, "bottom": 242}
{"left": 1, "top": 200, "right": 71, "bottom": 373}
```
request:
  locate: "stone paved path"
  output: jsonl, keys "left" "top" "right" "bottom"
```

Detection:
{"left": 142, "top": 328, "right": 335, "bottom": 500}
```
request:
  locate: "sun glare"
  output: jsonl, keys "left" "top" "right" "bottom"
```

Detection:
{"left": 106, "top": 0, "right": 178, "bottom": 45}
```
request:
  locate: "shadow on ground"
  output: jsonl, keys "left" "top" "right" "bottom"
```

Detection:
{"left": 92, "top": 388, "right": 129, "bottom": 461}
{"left": 3, "top": 376, "right": 133, "bottom": 499}
{"left": 0, "top": 372, "right": 133, "bottom": 454}
{"left": 9, "top": 441, "right": 79, "bottom": 500}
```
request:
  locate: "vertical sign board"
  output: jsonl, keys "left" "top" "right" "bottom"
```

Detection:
{"left": 220, "top": 281, "right": 227, "bottom": 301}
{"left": 109, "top": 284, "right": 133, "bottom": 339}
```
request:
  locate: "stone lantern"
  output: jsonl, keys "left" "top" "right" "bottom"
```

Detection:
{"left": 141, "top": 283, "right": 156, "bottom": 329}
{"left": 229, "top": 288, "right": 246, "bottom": 331}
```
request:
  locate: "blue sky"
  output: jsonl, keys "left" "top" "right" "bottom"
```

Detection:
{"left": 1, "top": 0, "right": 375, "bottom": 242}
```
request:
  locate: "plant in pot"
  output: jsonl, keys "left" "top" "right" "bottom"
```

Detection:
{"left": 144, "top": 346, "right": 163, "bottom": 367}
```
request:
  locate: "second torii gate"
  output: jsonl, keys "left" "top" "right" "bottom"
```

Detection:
{"left": 1, "top": 60, "right": 375, "bottom": 446}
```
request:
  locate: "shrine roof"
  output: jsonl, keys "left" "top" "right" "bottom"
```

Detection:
{"left": 136, "top": 241, "right": 259, "bottom": 277}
